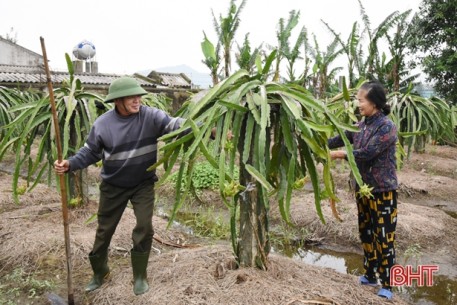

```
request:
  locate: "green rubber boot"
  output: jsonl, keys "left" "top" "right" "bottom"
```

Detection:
{"left": 131, "top": 251, "right": 150, "bottom": 295}
{"left": 85, "top": 252, "right": 110, "bottom": 292}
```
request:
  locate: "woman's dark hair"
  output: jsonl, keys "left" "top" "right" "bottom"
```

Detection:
{"left": 360, "top": 81, "right": 391, "bottom": 115}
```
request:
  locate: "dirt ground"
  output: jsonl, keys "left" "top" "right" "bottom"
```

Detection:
{"left": 277, "top": 144, "right": 457, "bottom": 263}
{"left": 0, "top": 144, "right": 456, "bottom": 305}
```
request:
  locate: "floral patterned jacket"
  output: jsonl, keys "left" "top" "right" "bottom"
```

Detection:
{"left": 328, "top": 111, "right": 398, "bottom": 193}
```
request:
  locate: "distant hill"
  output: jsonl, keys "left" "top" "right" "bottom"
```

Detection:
{"left": 137, "top": 64, "right": 212, "bottom": 89}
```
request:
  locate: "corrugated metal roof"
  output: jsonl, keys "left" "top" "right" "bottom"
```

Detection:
{"left": 0, "top": 64, "right": 44, "bottom": 73}
{"left": 0, "top": 65, "right": 157, "bottom": 87}
{"left": 146, "top": 71, "right": 192, "bottom": 88}
{"left": 158, "top": 72, "right": 191, "bottom": 88}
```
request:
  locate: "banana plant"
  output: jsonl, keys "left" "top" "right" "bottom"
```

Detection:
{"left": 284, "top": 26, "right": 307, "bottom": 82}
{"left": 322, "top": 20, "right": 362, "bottom": 88}
{"left": 201, "top": 32, "right": 222, "bottom": 86}
{"left": 384, "top": 10, "right": 415, "bottom": 92}
{"left": 307, "top": 35, "right": 343, "bottom": 99}
{"left": 150, "top": 51, "right": 367, "bottom": 269}
{"left": 357, "top": 0, "right": 399, "bottom": 77}
{"left": 389, "top": 88, "right": 453, "bottom": 158}
{"left": 235, "top": 33, "right": 263, "bottom": 75}
{"left": 273, "top": 10, "right": 301, "bottom": 82}
{"left": 0, "top": 54, "right": 102, "bottom": 203}
{"left": 212, "top": 0, "right": 247, "bottom": 78}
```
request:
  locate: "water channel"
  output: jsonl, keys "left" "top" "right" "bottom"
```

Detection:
{"left": 273, "top": 243, "right": 457, "bottom": 305}
{"left": 166, "top": 205, "right": 457, "bottom": 305}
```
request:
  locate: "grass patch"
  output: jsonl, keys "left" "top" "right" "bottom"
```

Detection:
{"left": 168, "top": 161, "right": 239, "bottom": 191}
{"left": 0, "top": 268, "right": 55, "bottom": 304}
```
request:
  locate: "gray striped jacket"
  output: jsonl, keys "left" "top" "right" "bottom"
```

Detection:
{"left": 69, "top": 105, "right": 184, "bottom": 187}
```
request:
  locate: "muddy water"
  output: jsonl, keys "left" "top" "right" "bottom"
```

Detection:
{"left": 162, "top": 205, "right": 457, "bottom": 305}
{"left": 274, "top": 244, "right": 457, "bottom": 305}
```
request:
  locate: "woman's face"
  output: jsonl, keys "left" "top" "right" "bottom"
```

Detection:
{"left": 357, "top": 89, "right": 378, "bottom": 117}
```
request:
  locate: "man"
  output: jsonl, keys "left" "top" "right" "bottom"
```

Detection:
{"left": 54, "top": 76, "right": 185, "bottom": 295}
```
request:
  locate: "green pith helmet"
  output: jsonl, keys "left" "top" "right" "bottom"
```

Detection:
{"left": 104, "top": 77, "right": 148, "bottom": 103}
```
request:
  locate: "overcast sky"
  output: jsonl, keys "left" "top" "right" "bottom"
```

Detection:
{"left": 2, "top": 0, "right": 422, "bottom": 76}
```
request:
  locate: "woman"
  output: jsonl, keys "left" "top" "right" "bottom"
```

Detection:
{"left": 328, "top": 81, "right": 398, "bottom": 300}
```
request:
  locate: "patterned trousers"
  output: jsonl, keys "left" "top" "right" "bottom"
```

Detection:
{"left": 356, "top": 191, "right": 397, "bottom": 288}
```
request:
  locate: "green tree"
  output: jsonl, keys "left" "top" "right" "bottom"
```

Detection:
{"left": 322, "top": 21, "right": 362, "bottom": 88}
{"left": 357, "top": 0, "right": 407, "bottom": 83}
{"left": 409, "top": 0, "right": 457, "bottom": 103}
{"left": 212, "top": 0, "right": 247, "bottom": 78}
{"left": 383, "top": 10, "right": 416, "bottom": 92}
{"left": 235, "top": 33, "right": 262, "bottom": 75}
{"left": 273, "top": 10, "right": 301, "bottom": 82}
{"left": 283, "top": 26, "right": 307, "bottom": 82}
{"left": 324, "top": 4, "right": 418, "bottom": 92}
{"left": 201, "top": 32, "right": 221, "bottom": 86}
{"left": 308, "top": 35, "right": 343, "bottom": 99}
{"left": 298, "top": 29, "right": 313, "bottom": 89}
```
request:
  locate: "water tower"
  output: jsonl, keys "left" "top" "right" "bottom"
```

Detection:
{"left": 72, "top": 40, "right": 98, "bottom": 73}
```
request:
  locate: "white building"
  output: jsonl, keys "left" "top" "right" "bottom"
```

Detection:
{"left": 0, "top": 36, "right": 43, "bottom": 66}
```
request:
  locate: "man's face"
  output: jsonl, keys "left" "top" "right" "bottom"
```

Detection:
{"left": 114, "top": 95, "right": 142, "bottom": 116}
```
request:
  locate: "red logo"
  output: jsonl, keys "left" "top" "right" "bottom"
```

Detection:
{"left": 390, "top": 265, "right": 439, "bottom": 287}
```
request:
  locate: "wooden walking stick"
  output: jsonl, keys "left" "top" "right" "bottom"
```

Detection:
{"left": 40, "top": 37, "right": 75, "bottom": 305}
